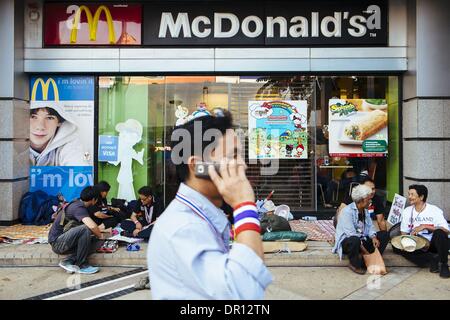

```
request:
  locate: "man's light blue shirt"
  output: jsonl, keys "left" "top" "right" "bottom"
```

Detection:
{"left": 332, "top": 202, "right": 377, "bottom": 259}
{"left": 147, "top": 183, "right": 273, "bottom": 299}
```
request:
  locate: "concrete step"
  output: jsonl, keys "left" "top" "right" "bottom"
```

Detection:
{"left": 264, "top": 242, "right": 418, "bottom": 267}
{"left": 0, "top": 241, "right": 437, "bottom": 268}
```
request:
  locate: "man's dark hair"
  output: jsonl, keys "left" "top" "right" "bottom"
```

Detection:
{"left": 30, "top": 107, "right": 65, "bottom": 123}
{"left": 359, "top": 176, "right": 375, "bottom": 185}
{"left": 171, "top": 113, "right": 233, "bottom": 182}
{"left": 138, "top": 186, "right": 153, "bottom": 197}
{"left": 409, "top": 184, "right": 428, "bottom": 202}
{"left": 95, "top": 181, "right": 111, "bottom": 192}
{"left": 80, "top": 186, "right": 100, "bottom": 202}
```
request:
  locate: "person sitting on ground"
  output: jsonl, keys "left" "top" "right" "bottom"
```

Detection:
{"left": 332, "top": 184, "right": 389, "bottom": 274}
{"left": 48, "top": 186, "right": 104, "bottom": 274}
{"left": 120, "top": 186, "right": 164, "bottom": 240}
{"left": 335, "top": 177, "right": 387, "bottom": 231}
{"left": 392, "top": 184, "right": 449, "bottom": 279}
{"left": 88, "top": 181, "right": 128, "bottom": 232}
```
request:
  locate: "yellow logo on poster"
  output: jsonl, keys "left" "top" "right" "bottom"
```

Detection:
{"left": 31, "top": 78, "right": 59, "bottom": 101}
{"left": 69, "top": 5, "right": 115, "bottom": 44}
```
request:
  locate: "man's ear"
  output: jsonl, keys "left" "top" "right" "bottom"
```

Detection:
{"left": 187, "top": 156, "right": 201, "bottom": 177}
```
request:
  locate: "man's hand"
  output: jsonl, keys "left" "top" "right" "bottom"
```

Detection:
{"left": 133, "top": 229, "right": 140, "bottom": 237}
{"left": 135, "top": 222, "right": 143, "bottom": 230}
{"left": 360, "top": 243, "right": 370, "bottom": 255}
{"left": 109, "top": 207, "right": 121, "bottom": 212}
{"left": 372, "top": 237, "right": 380, "bottom": 248}
{"left": 412, "top": 225, "right": 427, "bottom": 235}
{"left": 208, "top": 158, "right": 254, "bottom": 209}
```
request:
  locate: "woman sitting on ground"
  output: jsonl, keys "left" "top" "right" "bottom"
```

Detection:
{"left": 332, "top": 184, "right": 389, "bottom": 274}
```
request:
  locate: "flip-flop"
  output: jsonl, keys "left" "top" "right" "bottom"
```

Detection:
{"left": 127, "top": 243, "right": 140, "bottom": 251}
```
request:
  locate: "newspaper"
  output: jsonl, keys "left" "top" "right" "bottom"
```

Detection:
{"left": 107, "top": 234, "right": 144, "bottom": 244}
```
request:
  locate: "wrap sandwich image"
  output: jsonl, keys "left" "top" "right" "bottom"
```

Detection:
{"left": 344, "top": 110, "right": 387, "bottom": 140}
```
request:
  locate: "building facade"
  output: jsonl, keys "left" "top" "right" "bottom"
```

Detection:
{"left": 0, "top": 0, "right": 449, "bottom": 224}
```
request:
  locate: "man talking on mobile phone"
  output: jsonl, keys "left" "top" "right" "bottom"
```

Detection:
{"left": 147, "top": 109, "right": 272, "bottom": 299}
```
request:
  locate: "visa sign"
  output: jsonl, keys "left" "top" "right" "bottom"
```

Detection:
{"left": 98, "top": 135, "right": 118, "bottom": 162}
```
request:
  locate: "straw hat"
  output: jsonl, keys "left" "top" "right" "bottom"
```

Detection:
{"left": 391, "top": 235, "right": 429, "bottom": 252}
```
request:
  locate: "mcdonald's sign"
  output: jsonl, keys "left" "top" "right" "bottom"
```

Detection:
{"left": 31, "top": 78, "right": 59, "bottom": 101}
{"left": 44, "top": 3, "right": 142, "bottom": 46}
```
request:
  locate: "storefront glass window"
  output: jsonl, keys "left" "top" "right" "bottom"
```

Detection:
{"left": 97, "top": 75, "right": 399, "bottom": 216}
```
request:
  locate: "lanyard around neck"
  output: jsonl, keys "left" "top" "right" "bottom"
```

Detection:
{"left": 409, "top": 204, "right": 426, "bottom": 232}
{"left": 175, "top": 192, "right": 228, "bottom": 252}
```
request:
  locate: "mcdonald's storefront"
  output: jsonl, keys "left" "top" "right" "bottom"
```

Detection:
{"left": 1, "top": 0, "right": 448, "bottom": 223}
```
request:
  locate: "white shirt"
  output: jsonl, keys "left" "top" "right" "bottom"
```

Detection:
{"left": 400, "top": 203, "right": 449, "bottom": 241}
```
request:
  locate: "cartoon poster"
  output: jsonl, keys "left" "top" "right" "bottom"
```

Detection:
{"left": 29, "top": 76, "right": 94, "bottom": 201}
{"left": 248, "top": 100, "right": 308, "bottom": 159}
{"left": 328, "top": 99, "right": 388, "bottom": 157}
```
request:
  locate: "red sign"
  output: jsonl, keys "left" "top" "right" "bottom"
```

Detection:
{"left": 44, "top": 3, "right": 142, "bottom": 46}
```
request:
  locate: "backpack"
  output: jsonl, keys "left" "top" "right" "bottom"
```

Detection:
{"left": 57, "top": 201, "right": 83, "bottom": 233}
{"left": 19, "top": 190, "right": 59, "bottom": 225}
{"left": 260, "top": 213, "right": 292, "bottom": 234}
{"left": 35, "top": 196, "right": 60, "bottom": 225}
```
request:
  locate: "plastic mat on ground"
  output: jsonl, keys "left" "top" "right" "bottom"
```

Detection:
{"left": 289, "top": 219, "right": 335, "bottom": 242}
{"left": 0, "top": 224, "right": 50, "bottom": 244}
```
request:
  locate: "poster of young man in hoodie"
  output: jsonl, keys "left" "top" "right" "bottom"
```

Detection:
{"left": 30, "top": 104, "right": 86, "bottom": 166}
{"left": 29, "top": 76, "right": 94, "bottom": 201}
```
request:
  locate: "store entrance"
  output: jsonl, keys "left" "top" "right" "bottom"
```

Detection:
{"left": 97, "top": 75, "right": 399, "bottom": 217}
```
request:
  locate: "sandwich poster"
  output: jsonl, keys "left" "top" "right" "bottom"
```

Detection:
{"left": 248, "top": 100, "right": 308, "bottom": 159}
{"left": 328, "top": 99, "right": 388, "bottom": 157}
{"left": 29, "top": 76, "right": 94, "bottom": 201}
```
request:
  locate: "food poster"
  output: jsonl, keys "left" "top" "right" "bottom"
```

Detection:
{"left": 248, "top": 100, "right": 308, "bottom": 159}
{"left": 29, "top": 76, "right": 94, "bottom": 201}
{"left": 328, "top": 99, "right": 388, "bottom": 157}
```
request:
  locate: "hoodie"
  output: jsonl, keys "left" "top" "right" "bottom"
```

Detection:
{"left": 30, "top": 102, "right": 89, "bottom": 167}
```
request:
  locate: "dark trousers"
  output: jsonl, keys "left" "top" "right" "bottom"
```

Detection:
{"left": 92, "top": 216, "right": 120, "bottom": 230}
{"left": 392, "top": 229, "right": 449, "bottom": 267}
{"left": 120, "top": 220, "right": 154, "bottom": 240}
{"left": 342, "top": 231, "right": 389, "bottom": 269}
{"left": 50, "top": 225, "right": 102, "bottom": 267}
{"left": 92, "top": 210, "right": 129, "bottom": 230}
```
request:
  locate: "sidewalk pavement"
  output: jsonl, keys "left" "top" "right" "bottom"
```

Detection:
{"left": 0, "top": 241, "right": 427, "bottom": 267}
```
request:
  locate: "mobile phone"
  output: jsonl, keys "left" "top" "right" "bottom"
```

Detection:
{"left": 194, "top": 162, "right": 221, "bottom": 179}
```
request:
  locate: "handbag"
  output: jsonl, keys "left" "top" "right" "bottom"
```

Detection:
{"left": 363, "top": 247, "right": 387, "bottom": 275}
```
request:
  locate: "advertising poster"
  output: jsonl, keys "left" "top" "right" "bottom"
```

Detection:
{"left": 29, "top": 76, "right": 94, "bottom": 201}
{"left": 44, "top": 3, "right": 142, "bottom": 46}
{"left": 328, "top": 99, "right": 388, "bottom": 157}
{"left": 248, "top": 100, "right": 308, "bottom": 159}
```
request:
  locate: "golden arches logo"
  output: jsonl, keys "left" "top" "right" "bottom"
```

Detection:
{"left": 31, "top": 78, "right": 59, "bottom": 101}
{"left": 70, "top": 5, "right": 115, "bottom": 44}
